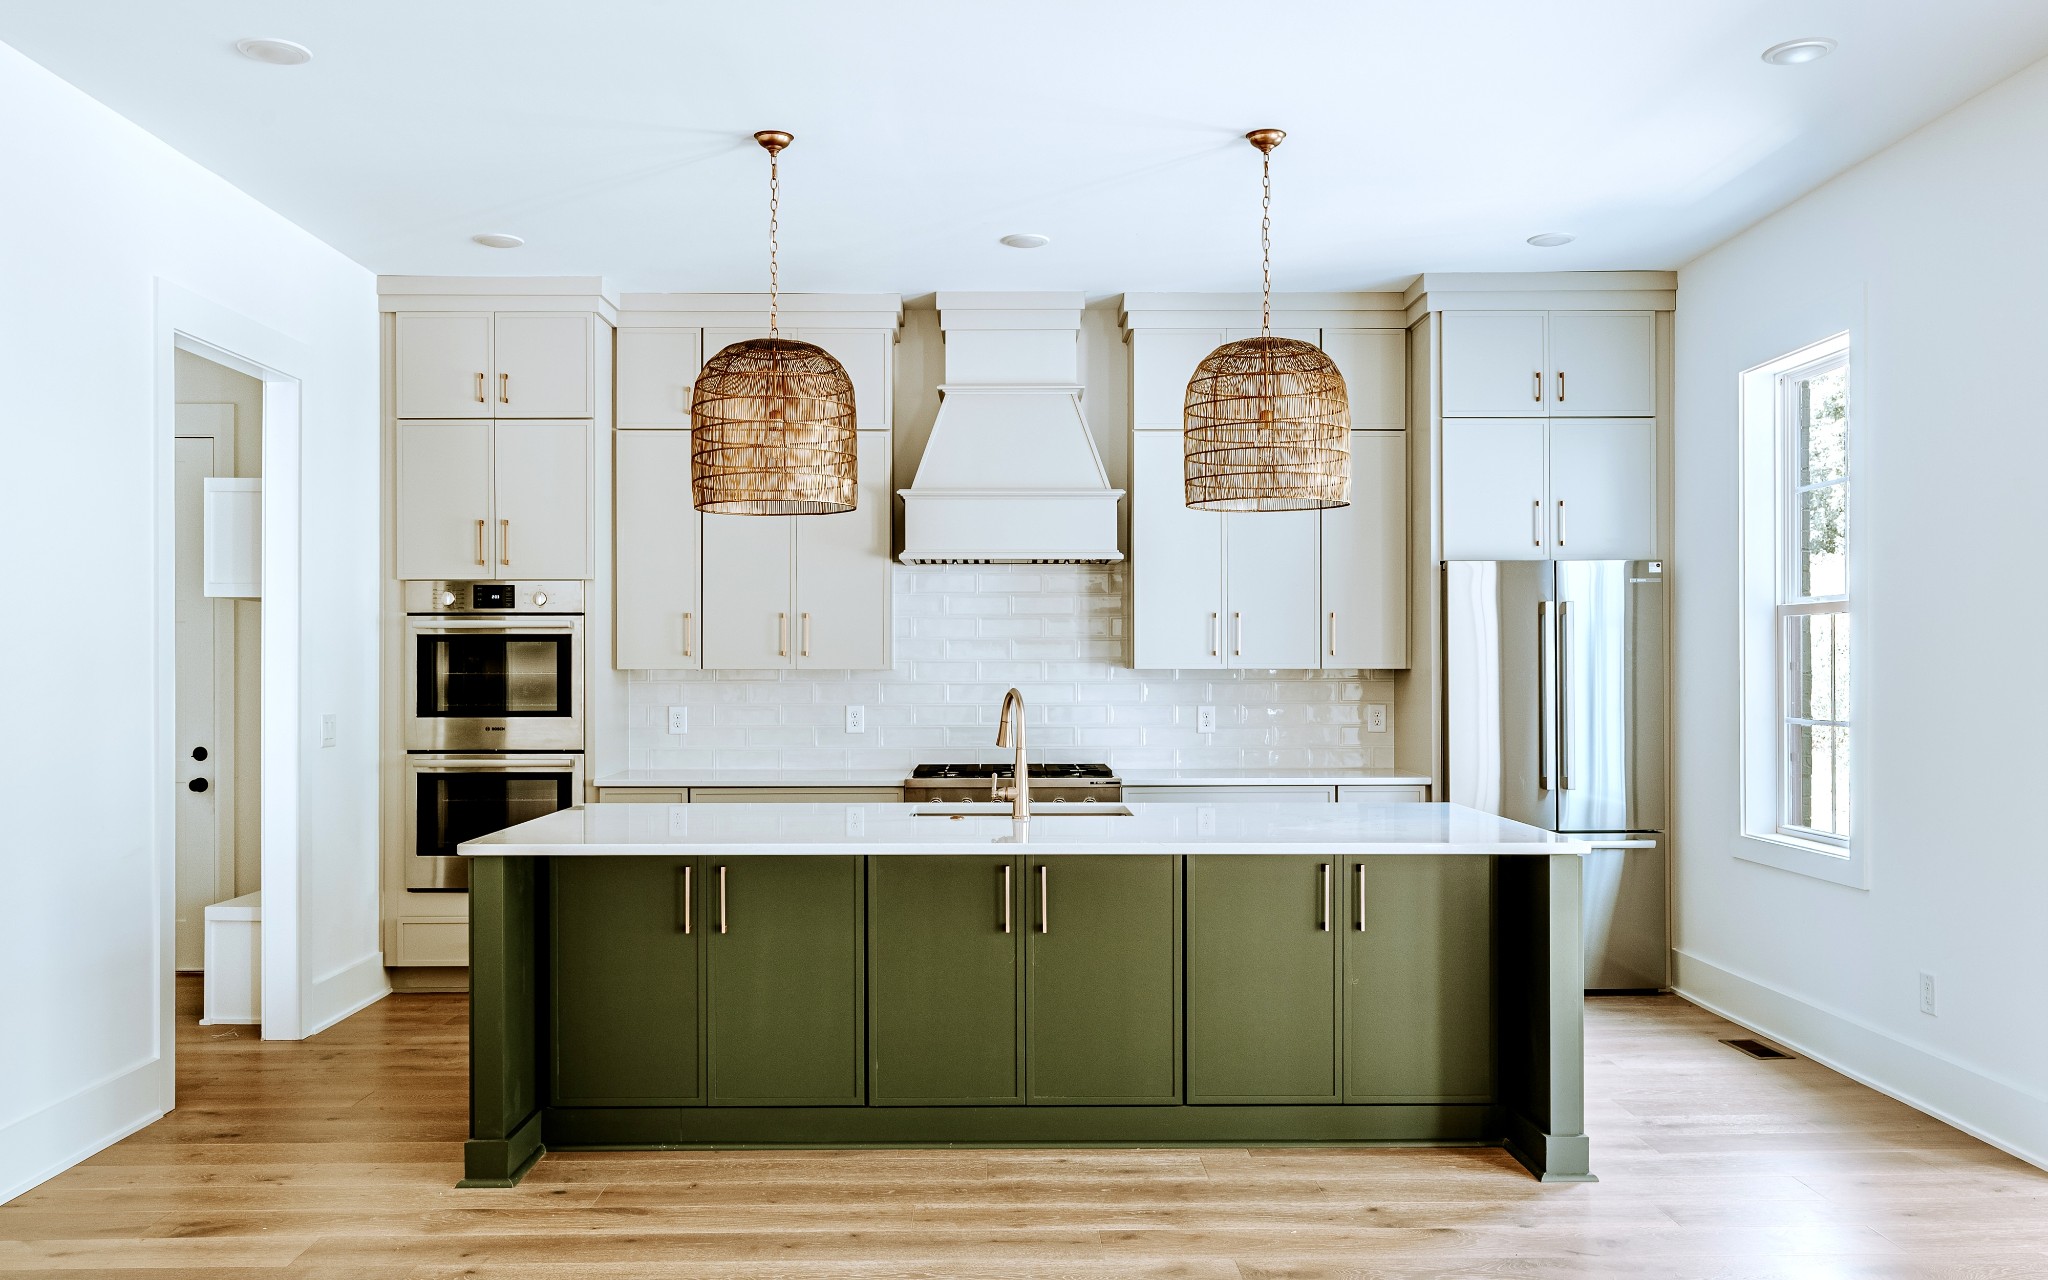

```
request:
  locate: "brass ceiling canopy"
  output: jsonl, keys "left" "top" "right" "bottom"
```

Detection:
{"left": 691, "top": 129, "right": 858, "bottom": 516}
{"left": 1183, "top": 128, "right": 1351, "bottom": 512}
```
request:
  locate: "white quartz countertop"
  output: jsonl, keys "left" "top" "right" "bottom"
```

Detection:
{"left": 591, "top": 767, "right": 1432, "bottom": 789}
{"left": 461, "top": 802, "right": 1585, "bottom": 858}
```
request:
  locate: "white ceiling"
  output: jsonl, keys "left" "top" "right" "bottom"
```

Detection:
{"left": 4, "top": 0, "right": 2047, "bottom": 294}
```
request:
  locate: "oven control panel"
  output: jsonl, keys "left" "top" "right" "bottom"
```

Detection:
{"left": 402, "top": 580, "right": 586, "bottom": 615}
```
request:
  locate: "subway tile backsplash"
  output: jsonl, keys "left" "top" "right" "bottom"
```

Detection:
{"left": 626, "top": 565, "right": 1398, "bottom": 772}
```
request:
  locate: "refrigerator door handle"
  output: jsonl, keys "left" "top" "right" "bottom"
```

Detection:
{"left": 1537, "top": 599, "right": 1551, "bottom": 793}
{"left": 1558, "top": 600, "right": 1571, "bottom": 791}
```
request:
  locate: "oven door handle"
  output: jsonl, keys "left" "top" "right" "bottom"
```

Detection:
{"left": 408, "top": 754, "right": 583, "bottom": 772}
{"left": 409, "top": 618, "right": 581, "bottom": 635}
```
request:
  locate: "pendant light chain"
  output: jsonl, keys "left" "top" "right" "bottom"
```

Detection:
{"left": 767, "top": 148, "right": 781, "bottom": 338}
{"left": 1260, "top": 147, "right": 1272, "bottom": 339}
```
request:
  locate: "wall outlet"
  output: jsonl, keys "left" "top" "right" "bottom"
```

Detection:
{"left": 846, "top": 705, "right": 866, "bottom": 734}
{"left": 1197, "top": 806, "right": 1217, "bottom": 836}
{"left": 668, "top": 807, "right": 690, "bottom": 836}
{"left": 1196, "top": 705, "right": 1216, "bottom": 734}
{"left": 667, "top": 706, "right": 688, "bottom": 735}
{"left": 1919, "top": 971, "right": 1937, "bottom": 1015}
{"left": 320, "top": 714, "right": 336, "bottom": 748}
{"left": 1365, "top": 703, "right": 1388, "bottom": 733}
{"left": 846, "top": 808, "right": 866, "bottom": 836}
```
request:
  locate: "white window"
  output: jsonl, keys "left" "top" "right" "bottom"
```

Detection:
{"left": 1738, "top": 333, "right": 1861, "bottom": 886}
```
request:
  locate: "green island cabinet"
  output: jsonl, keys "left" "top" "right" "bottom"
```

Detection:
{"left": 469, "top": 850, "right": 1589, "bottom": 1185}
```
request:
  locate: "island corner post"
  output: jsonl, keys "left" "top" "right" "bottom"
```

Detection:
{"left": 462, "top": 847, "right": 1594, "bottom": 1187}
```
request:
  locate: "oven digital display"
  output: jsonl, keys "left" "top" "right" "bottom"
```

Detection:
{"left": 471, "top": 583, "right": 516, "bottom": 609}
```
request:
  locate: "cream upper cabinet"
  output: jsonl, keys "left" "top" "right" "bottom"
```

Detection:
{"left": 1546, "top": 419, "right": 1656, "bottom": 559}
{"left": 1319, "top": 329, "right": 1407, "bottom": 430}
{"left": 492, "top": 314, "right": 593, "bottom": 418}
{"left": 1130, "top": 329, "right": 1226, "bottom": 430}
{"left": 1443, "top": 419, "right": 1549, "bottom": 561}
{"left": 616, "top": 328, "right": 702, "bottom": 428}
{"left": 1441, "top": 313, "right": 1549, "bottom": 417}
{"left": 396, "top": 420, "right": 493, "bottom": 578}
{"left": 1322, "top": 431, "right": 1408, "bottom": 669}
{"left": 701, "top": 512, "right": 793, "bottom": 670}
{"left": 1546, "top": 312, "right": 1654, "bottom": 417}
{"left": 493, "top": 421, "right": 591, "bottom": 579}
{"left": 614, "top": 430, "right": 701, "bottom": 669}
{"left": 1224, "top": 509, "right": 1322, "bottom": 669}
{"left": 795, "top": 329, "right": 893, "bottom": 432}
{"left": 1131, "top": 432, "right": 1227, "bottom": 669}
{"left": 395, "top": 314, "right": 493, "bottom": 419}
{"left": 795, "top": 432, "right": 893, "bottom": 669}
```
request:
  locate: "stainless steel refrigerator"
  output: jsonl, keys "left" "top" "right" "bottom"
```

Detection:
{"left": 1443, "top": 560, "right": 1668, "bottom": 991}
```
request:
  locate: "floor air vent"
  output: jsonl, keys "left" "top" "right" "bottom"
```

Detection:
{"left": 1721, "top": 1037, "right": 1794, "bottom": 1060}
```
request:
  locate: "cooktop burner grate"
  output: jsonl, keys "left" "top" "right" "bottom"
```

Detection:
{"left": 910, "top": 762, "right": 1116, "bottom": 781}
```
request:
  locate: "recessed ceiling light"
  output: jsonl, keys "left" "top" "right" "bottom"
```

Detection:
{"left": 999, "top": 232, "right": 1052, "bottom": 249}
{"left": 471, "top": 233, "right": 525, "bottom": 249}
{"left": 1526, "top": 232, "right": 1575, "bottom": 248}
{"left": 234, "top": 38, "right": 312, "bottom": 66}
{"left": 1761, "top": 37, "right": 1837, "bottom": 66}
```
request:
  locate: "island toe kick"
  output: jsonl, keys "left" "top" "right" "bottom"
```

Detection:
{"left": 462, "top": 847, "right": 1594, "bottom": 1186}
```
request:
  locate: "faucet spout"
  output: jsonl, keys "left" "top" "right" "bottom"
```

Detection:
{"left": 994, "top": 687, "right": 1029, "bottom": 821}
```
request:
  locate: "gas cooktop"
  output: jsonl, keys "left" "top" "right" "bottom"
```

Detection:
{"left": 909, "top": 762, "right": 1117, "bottom": 781}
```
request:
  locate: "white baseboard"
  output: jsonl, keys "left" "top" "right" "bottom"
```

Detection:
{"left": 302, "top": 950, "right": 390, "bottom": 1039}
{"left": 1673, "top": 949, "right": 2048, "bottom": 1173}
{"left": 0, "top": 1057, "right": 166, "bottom": 1205}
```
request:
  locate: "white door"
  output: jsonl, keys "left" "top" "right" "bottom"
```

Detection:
{"left": 1322, "top": 431, "right": 1408, "bottom": 669}
{"left": 493, "top": 313, "right": 593, "bottom": 418}
{"left": 795, "top": 329, "right": 892, "bottom": 431}
{"left": 174, "top": 433, "right": 232, "bottom": 970}
{"left": 1225, "top": 510, "right": 1322, "bottom": 669}
{"left": 1442, "top": 419, "right": 1549, "bottom": 560}
{"left": 615, "top": 430, "right": 701, "bottom": 669}
{"left": 1129, "top": 329, "right": 1226, "bottom": 430}
{"left": 394, "top": 313, "right": 492, "bottom": 419}
{"left": 493, "top": 421, "right": 591, "bottom": 579}
{"left": 1547, "top": 419, "right": 1657, "bottom": 559}
{"left": 1319, "top": 329, "right": 1406, "bottom": 430}
{"left": 616, "top": 328, "right": 702, "bottom": 428}
{"left": 1129, "top": 431, "right": 1225, "bottom": 669}
{"left": 395, "top": 420, "right": 493, "bottom": 579}
{"left": 1548, "top": 312, "right": 1655, "bottom": 417}
{"left": 1441, "top": 313, "right": 1548, "bottom": 417}
{"left": 796, "top": 432, "right": 893, "bottom": 669}
{"left": 702, "top": 512, "right": 795, "bottom": 669}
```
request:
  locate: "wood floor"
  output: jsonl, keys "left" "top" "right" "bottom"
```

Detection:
{"left": 2, "top": 980, "right": 2043, "bottom": 1278}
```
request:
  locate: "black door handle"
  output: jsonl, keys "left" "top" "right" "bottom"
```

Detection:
{"left": 188, "top": 778, "right": 209, "bottom": 793}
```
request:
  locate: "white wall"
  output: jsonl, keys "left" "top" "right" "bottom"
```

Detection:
{"left": 0, "top": 41, "right": 381, "bottom": 1201}
{"left": 1672, "top": 55, "right": 2048, "bottom": 1165}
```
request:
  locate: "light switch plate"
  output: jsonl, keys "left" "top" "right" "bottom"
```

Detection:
{"left": 1196, "top": 706, "right": 1216, "bottom": 734}
{"left": 1365, "top": 703, "right": 1388, "bottom": 733}
{"left": 667, "top": 706, "right": 688, "bottom": 735}
{"left": 846, "top": 705, "right": 866, "bottom": 734}
{"left": 1919, "top": 971, "right": 1937, "bottom": 1015}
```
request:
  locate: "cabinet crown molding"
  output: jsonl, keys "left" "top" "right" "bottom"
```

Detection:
{"left": 1119, "top": 291, "right": 1409, "bottom": 334}
{"left": 378, "top": 275, "right": 619, "bottom": 323}
{"left": 1404, "top": 271, "right": 1677, "bottom": 324}
{"left": 617, "top": 293, "right": 904, "bottom": 333}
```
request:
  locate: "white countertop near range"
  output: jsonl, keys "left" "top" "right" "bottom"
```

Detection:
{"left": 591, "top": 767, "right": 1433, "bottom": 789}
{"left": 1120, "top": 768, "right": 1432, "bottom": 787}
{"left": 462, "top": 802, "right": 1582, "bottom": 858}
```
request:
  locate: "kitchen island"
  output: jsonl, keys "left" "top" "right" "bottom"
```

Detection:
{"left": 458, "top": 803, "right": 1594, "bottom": 1187}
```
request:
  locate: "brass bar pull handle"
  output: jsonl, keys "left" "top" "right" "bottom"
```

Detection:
{"left": 1558, "top": 601, "right": 1571, "bottom": 791}
{"left": 1537, "top": 600, "right": 1551, "bottom": 792}
{"left": 679, "top": 865, "right": 692, "bottom": 935}
{"left": 499, "top": 372, "right": 510, "bottom": 404}
{"left": 1037, "top": 864, "right": 1048, "bottom": 934}
{"left": 1557, "top": 500, "right": 1566, "bottom": 548}
{"left": 1356, "top": 862, "right": 1366, "bottom": 931}
{"left": 682, "top": 612, "right": 694, "bottom": 658}
{"left": 1532, "top": 500, "right": 1542, "bottom": 547}
{"left": 1001, "top": 863, "right": 1012, "bottom": 934}
{"left": 1320, "top": 863, "right": 1331, "bottom": 931}
{"left": 800, "top": 612, "right": 811, "bottom": 658}
{"left": 1328, "top": 611, "right": 1337, "bottom": 658}
{"left": 1556, "top": 370, "right": 1566, "bottom": 403}
{"left": 475, "top": 519, "right": 486, "bottom": 566}
{"left": 717, "top": 864, "right": 728, "bottom": 934}
{"left": 1532, "top": 371, "right": 1542, "bottom": 402}
{"left": 500, "top": 518, "right": 510, "bottom": 566}
{"left": 475, "top": 372, "right": 485, "bottom": 403}
{"left": 1233, "top": 611, "right": 1243, "bottom": 658}
{"left": 777, "top": 612, "right": 788, "bottom": 658}
{"left": 1209, "top": 612, "right": 1218, "bottom": 657}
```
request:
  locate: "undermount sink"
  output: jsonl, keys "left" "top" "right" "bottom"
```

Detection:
{"left": 912, "top": 803, "right": 1135, "bottom": 818}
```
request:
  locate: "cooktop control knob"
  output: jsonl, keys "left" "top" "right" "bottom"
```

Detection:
{"left": 440, "top": 590, "right": 456, "bottom": 607}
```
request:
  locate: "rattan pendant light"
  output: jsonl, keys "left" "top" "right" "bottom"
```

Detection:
{"left": 1184, "top": 129, "right": 1350, "bottom": 511}
{"left": 691, "top": 130, "right": 858, "bottom": 515}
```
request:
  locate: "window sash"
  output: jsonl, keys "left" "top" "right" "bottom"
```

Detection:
{"left": 1778, "top": 352, "right": 1851, "bottom": 606}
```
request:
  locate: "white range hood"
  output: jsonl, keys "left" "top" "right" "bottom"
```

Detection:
{"left": 898, "top": 293, "right": 1124, "bottom": 564}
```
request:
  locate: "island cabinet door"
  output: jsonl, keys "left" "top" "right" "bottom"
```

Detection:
{"left": 549, "top": 858, "right": 703, "bottom": 1106}
{"left": 1024, "top": 856, "right": 1181, "bottom": 1105}
{"left": 1342, "top": 856, "right": 1494, "bottom": 1103}
{"left": 705, "top": 856, "right": 865, "bottom": 1105}
{"left": 1185, "top": 857, "right": 1341, "bottom": 1104}
{"left": 867, "top": 856, "right": 1024, "bottom": 1105}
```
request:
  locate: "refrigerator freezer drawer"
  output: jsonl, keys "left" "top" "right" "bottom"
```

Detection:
{"left": 1582, "top": 839, "right": 1667, "bottom": 992}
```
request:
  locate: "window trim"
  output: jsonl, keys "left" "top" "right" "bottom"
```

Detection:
{"left": 1736, "top": 332, "right": 1865, "bottom": 888}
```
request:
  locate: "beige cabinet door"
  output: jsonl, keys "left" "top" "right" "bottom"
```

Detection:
{"left": 702, "top": 511, "right": 794, "bottom": 670}
{"left": 1322, "top": 431, "right": 1408, "bottom": 669}
{"left": 1224, "top": 508, "right": 1322, "bottom": 669}
{"left": 493, "top": 421, "right": 591, "bottom": 579}
{"left": 1320, "top": 329, "right": 1406, "bottom": 430}
{"left": 395, "top": 314, "right": 492, "bottom": 419}
{"left": 615, "top": 430, "right": 701, "bottom": 669}
{"left": 1547, "top": 312, "right": 1655, "bottom": 417}
{"left": 1441, "top": 312, "right": 1548, "bottom": 417}
{"left": 1129, "top": 431, "right": 1226, "bottom": 669}
{"left": 617, "top": 328, "right": 702, "bottom": 428}
{"left": 1129, "top": 329, "right": 1225, "bottom": 430}
{"left": 795, "top": 431, "right": 893, "bottom": 670}
{"left": 1442, "top": 419, "right": 1549, "bottom": 561}
{"left": 1547, "top": 419, "right": 1657, "bottom": 559}
{"left": 395, "top": 420, "right": 493, "bottom": 579}
{"left": 795, "top": 329, "right": 892, "bottom": 431}
{"left": 493, "top": 313, "right": 593, "bottom": 418}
